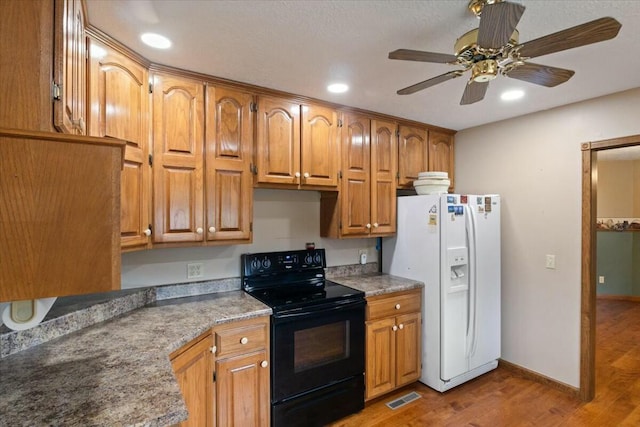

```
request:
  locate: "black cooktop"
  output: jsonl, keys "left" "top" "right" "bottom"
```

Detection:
{"left": 247, "top": 280, "right": 363, "bottom": 313}
{"left": 241, "top": 249, "right": 364, "bottom": 314}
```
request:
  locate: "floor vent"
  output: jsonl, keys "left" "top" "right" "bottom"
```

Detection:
{"left": 385, "top": 391, "right": 421, "bottom": 410}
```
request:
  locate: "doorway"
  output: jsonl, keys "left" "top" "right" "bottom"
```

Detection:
{"left": 580, "top": 134, "right": 640, "bottom": 400}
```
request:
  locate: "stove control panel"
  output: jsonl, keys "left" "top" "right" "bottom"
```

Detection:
{"left": 241, "top": 248, "right": 326, "bottom": 276}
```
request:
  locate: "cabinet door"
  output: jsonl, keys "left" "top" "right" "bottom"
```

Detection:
{"left": 255, "top": 96, "right": 300, "bottom": 186}
{"left": 428, "top": 131, "right": 455, "bottom": 191}
{"left": 205, "top": 86, "right": 253, "bottom": 242}
{"left": 395, "top": 312, "right": 422, "bottom": 387}
{"left": 300, "top": 104, "right": 340, "bottom": 188}
{"left": 371, "top": 120, "right": 397, "bottom": 236}
{"left": 152, "top": 73, "right": 205, "bottom": 243}
{"left": 217, "top": 350, "right": 270, "bottom": 427}
{"left": 397, "top": 125, "right": 428, "bottom": 188}
{"left": 340, "top": 113, "right": 371, "bottom": 236}
{"left": 53, "top": 0, "right": 86, "bottom": 135}
{"left": 88, "top": 40, "right": 150, "bottom": 250}
{"left": 171, "top": 333, "right": 214, "bottom": 427}
{"left": 365, "top": 317, "right": 396, "bottom": 400}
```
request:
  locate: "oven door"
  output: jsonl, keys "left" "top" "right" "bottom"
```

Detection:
{"left": 271, "top": 298, "right": 365, "bottom": 403}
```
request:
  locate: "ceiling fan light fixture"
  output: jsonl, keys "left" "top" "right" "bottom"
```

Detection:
{"left": 471, "top": 59, "right": 498, "bottom": 82}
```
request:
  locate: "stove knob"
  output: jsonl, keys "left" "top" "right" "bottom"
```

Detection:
{"left": 262, "top": 258, "right": 271, "bottom": 269}
{"left": 251, "top": 258, "right": 260, "bottom": 271}
{"left": 314, "top": 253, "right": 322, "bottom": 264}
{"left": 304, "top": 254, "right": 313, "bottom": 264}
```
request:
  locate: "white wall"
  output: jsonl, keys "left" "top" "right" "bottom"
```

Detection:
{"left": 121, "top": 189, "right": 377, "bottom": 288}
{"left": 455, "top": 88, "right": 640, "bottom": 387}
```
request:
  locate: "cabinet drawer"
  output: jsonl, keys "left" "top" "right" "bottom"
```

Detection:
{"left": 366, "top": 289, "right": 421, "bottom": 320}
{"left": 214, "top": 317, "right": 268, "bottom": 358}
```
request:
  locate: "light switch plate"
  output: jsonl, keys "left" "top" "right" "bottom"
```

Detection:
{"left": 545, "top": 254, "right": 556, "bottom": 269}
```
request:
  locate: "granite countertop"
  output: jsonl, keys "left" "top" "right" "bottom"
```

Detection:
{"left": 0, "top": 291, "right": 270, "bottom": 427}
{"left": 331, "top": 273, "right": 424, "bottom": 297}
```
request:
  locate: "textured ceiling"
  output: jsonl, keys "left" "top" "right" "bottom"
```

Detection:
{"left": 86, "top": 0, "right": 640, "bottom": 131}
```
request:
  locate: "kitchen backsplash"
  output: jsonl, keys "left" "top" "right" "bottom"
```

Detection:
{"left": 0, "top": 262, "right": 377, "bottom": 358}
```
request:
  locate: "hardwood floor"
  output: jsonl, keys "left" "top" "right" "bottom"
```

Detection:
{"left": 330, "top": 299, "right": 640, "bottom": 426}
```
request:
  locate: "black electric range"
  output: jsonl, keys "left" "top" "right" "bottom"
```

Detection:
{"left": 241, "top": 249, "right": 366, "bottom": 427}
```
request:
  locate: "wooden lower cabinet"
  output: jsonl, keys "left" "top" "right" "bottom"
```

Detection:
{"left": 171, "top": 331, "right": 215, "bottom": 427}
{"left": 170, "top": 316, "right": 270, "bottom": 427}
{"left": 365, "top": 288, "right": 422, "bottom": 401}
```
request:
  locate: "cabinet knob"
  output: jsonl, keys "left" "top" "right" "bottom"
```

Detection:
{"left": 210, "top": 345, "right": 217, "bottom": 354}
{"left": 294, "top": 172, "right": 301, "bottom": 178}
{"left": 209, "top": 226, "right": 216, "bottom": 233}
{"left": 261, "top": 360, "right": 268, "bottom": 368}
{"left": 395, "top": 303, "right": 401, "bottom": 310}
{"left": 392, "top": 325, "right": 398, "bottom": 332}
{"left": 303, "top": 172, "right": 310, "bottom": 179}
{"left": 143, "top": 228, "right": 152, "bottom": 237}
{"left": 399, "top": 323, "right": 404, "bottom": 330}
{"left": 366, "top": 223, "right": 372, "bottom": 229}
{"left": 373, "top": 223, "right": 379, "bottom": 228}
{"left": 196, "top": 227, "right": 203, "bottom": 234}
{"left": 240, "top": 337, "right": 249, "bottom": 345}
{"left": 71, "top": 117, "right": 85, "bottom": 133}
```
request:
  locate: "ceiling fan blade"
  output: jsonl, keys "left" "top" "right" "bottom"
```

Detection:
{"left": 517, "top": 17, "right": 622, "bottom": 59}
{"left": 478, "top": 1, "right": 526, "bottom": 49}
{"left": 389, "top": 49, "right": 458, "bottom": 64}
{"left": 397, "top": 71, "right": 464, "bottom": 95}
{"left": 506, "top": 62, "right": 575, "bottom": 87}
{"left": 460, "top": 80, "right": 489, "bottom": 105}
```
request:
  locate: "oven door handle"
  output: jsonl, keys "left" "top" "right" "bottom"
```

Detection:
{"left": 272, "top": 298, "right": 365, "bottom": 321}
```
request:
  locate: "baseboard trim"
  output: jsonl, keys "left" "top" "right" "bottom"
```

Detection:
{"left": 499, "top": 359, "right": 580, "bottom": 398}
{"left": 597, "top": 295, "right": 640, "bottom": 302}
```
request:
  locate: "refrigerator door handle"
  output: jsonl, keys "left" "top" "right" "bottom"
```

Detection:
{"left": 464, "top": 204, "right": 479, "bottom": 358}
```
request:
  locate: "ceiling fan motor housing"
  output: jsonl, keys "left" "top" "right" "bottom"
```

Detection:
{"left": 471, "top": 59, "right": 498, "bottom": 82}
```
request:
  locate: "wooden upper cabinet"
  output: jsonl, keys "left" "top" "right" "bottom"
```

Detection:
{"left": 255, "top": 96, "right": 300, "bottom": 186}
{"left": 428, "top": 131, "right": 455, "bottom": 191}
{"left": 340, "top": 113, "right": 371, "bottom": 237}
{"left": 255, "top": 96, "right": 339, "bottom": 189}
{"left": 397, "top": 125, "right": 428, "bottom": 188}
{"left": 152, "top": 73, "right": 205, "bottom": 243}
{"left": 88, "top": 39, "right": 151, "bottom": 251}
{"left": 0, "top": 128, "right": 124, "bottom": 302}
{"left": 205, "top": 85, "right": 254, "bottom": 243}
{"left": 300, "top": 104, "right": 340, "bottom": 188}
{"left": 53, "top": 0, "right": 86, "bottom": 135}
{"left": 370, "top": 120, "right": 397, "bottom": 236}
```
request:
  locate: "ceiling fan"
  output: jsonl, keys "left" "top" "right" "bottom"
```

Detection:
{"left": 389, "top": 0, "right": 622, "bottom": 105}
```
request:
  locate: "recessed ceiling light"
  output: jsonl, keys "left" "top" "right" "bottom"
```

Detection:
{"left": 501, "top": 89, "right": 524, "bottom": 101}
{"left": 327, "top": 83, "right": 349, "bottom": 94}
{"left": 141, "top": 33, "right": 172, "bottom": 49}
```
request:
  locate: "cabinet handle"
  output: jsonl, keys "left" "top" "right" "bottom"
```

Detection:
{"left": 395, "top": 303, "right": 401, "bottom": 310}
{"left": 261, "top": 360, "right": 268, "bottom": 368}
{"left": 240, "top": 337, "right": 249, "bottom": 345}
{"left": 303, "top": 172, "right": 310, "bottom": 179}
{"left": 366, "top": 223, "right": 372, "bottom": 229}
{"left": 392, "top": 325, "right": 398, "bottom": 332}
{"left": 373, "top": 223, "right": 379, "bottom": 228}
{"left": 143, "top": 228, "right": 152, "bottom": 237}
{"left": 208, "top": 226, "right": 216, "bottom": 233}
{"left": 294, "top": 172, "right": 301, "bottom": 178}
{"left": 210, "top": 345, "right": 217, "bottom": 354}
{"left": 399, "top": 323, "right": 404, "bottom": 330}
{"left": 196, "top": 227, "right": 203, "bottom": 234}
{"left": 71, "top": 117, "right": 85, "bottom": 133}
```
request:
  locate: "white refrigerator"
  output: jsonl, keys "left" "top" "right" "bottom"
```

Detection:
{"left": 382, "top": 194, "right": 501, "bottom": 392}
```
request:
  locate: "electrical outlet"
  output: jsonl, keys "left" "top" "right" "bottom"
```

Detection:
{"left": 599, "top": 276, "right": 605, "bottom": 284}
{"left": 187, "top": 262, "right": 204, "bottom": 279}
{"left": 545, "top": 254, "right": 556, "bottom": 269}
{"left": 358, "top": 249, "right": 367, "bottom": 265}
